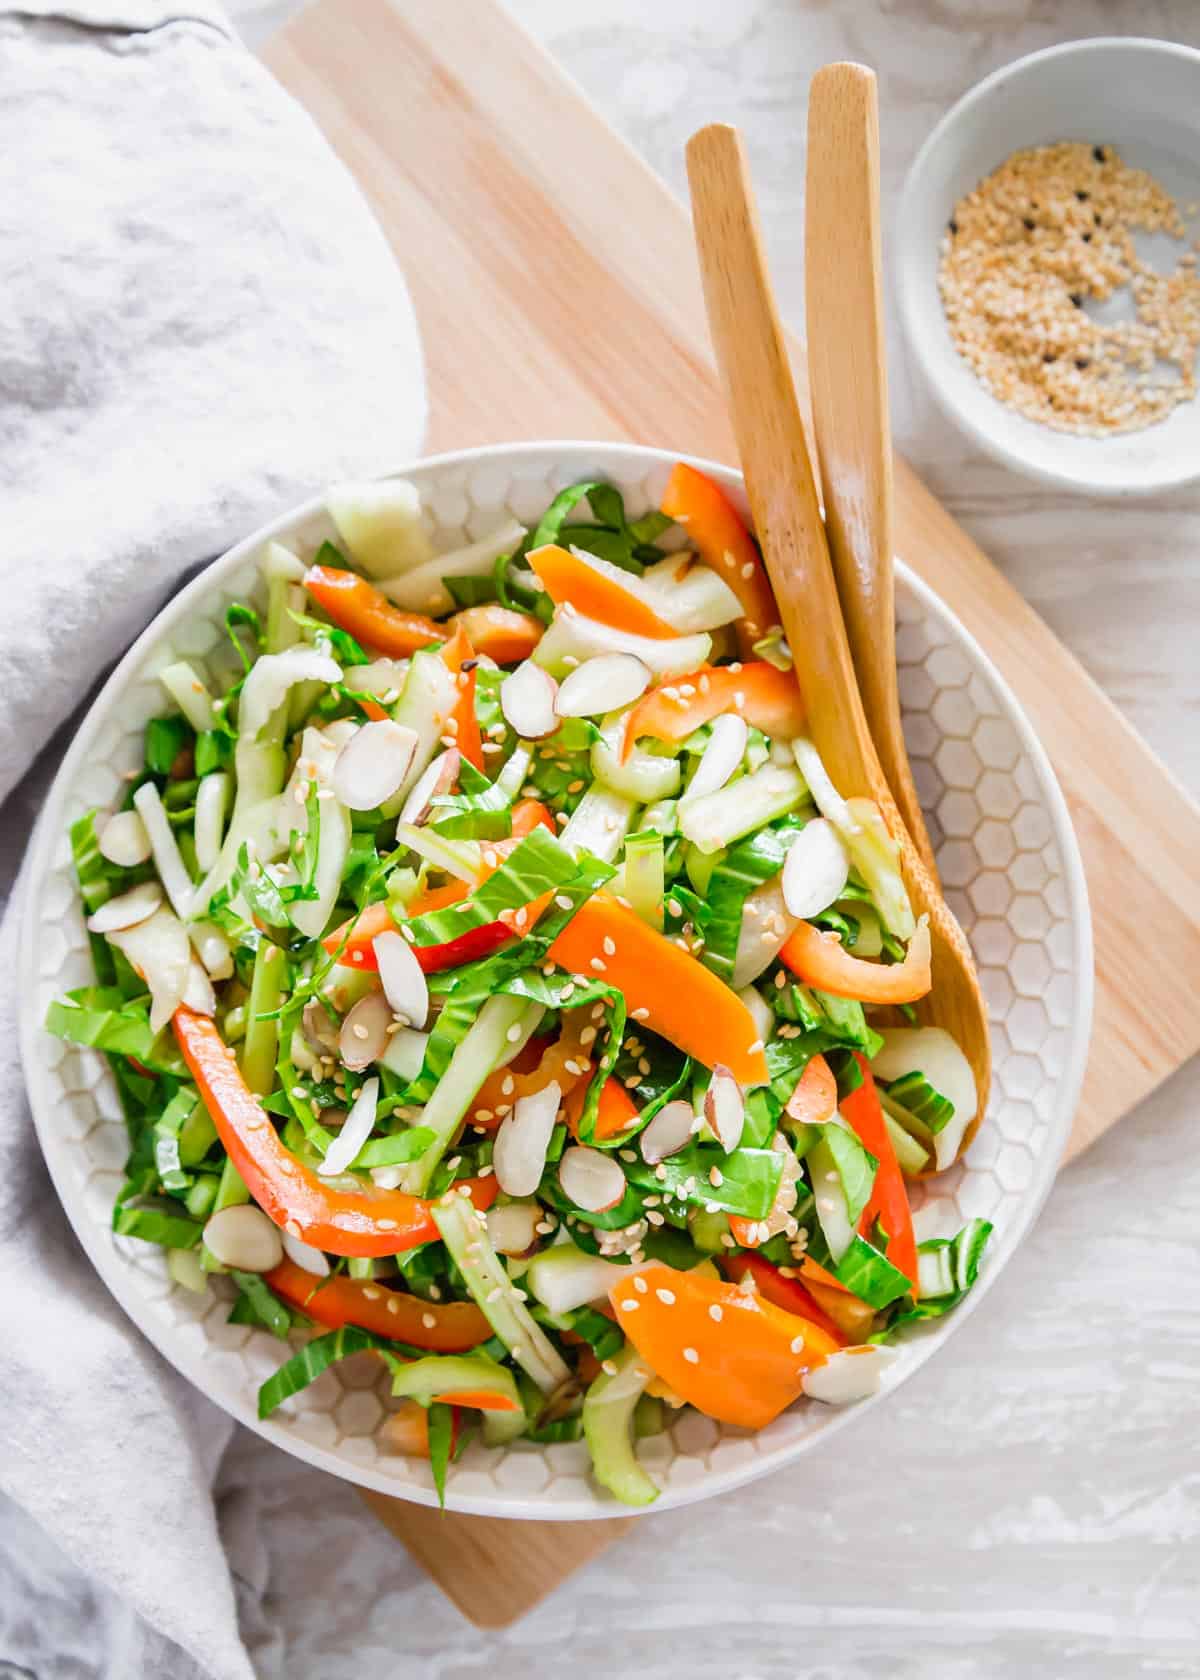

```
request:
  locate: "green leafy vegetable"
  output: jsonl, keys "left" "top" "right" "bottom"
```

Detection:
{"left": 624, "top": 1144, "right": 784, "bottom": 1220}
{"left": 881, "top": 1071, "right": 956, "bottom": 1135}
{"left": 429, "top": 759, "right": 513, "bottom": 841}
{"left": 145, "top": 714, "right": 190, "bottom": 778}
{"left": 229, "top": 1270, "right": 296, "bottom": 1340}
{"left": 113, "top": 1203, "right": 203, "bottom": 1249}
{"left": 834, "top": 1234, "right": 912, "bottom": 1309}
{"left": 258, "top": 1327, "right": 403, "bottom": 1419}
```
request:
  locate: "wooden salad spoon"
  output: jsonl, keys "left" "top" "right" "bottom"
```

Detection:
{"left": 685, "top": 121, "right": 991, "bottom": 1127}
{"left": 804, "top": 63, "right": 939, "bottom": 880}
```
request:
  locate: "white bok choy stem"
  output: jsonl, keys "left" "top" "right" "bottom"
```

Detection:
{"left": 194, "top": 772, "right": 230, "bottom": 875}
{"left": 403, "top": 996, "right": 543, "bottom": 1195}
{"left": 325, "top": 478, "right": 433, "bottom": 577}
{"left": 433, "top": 1190, "right": 570, "bottom": 1395}
{"left": 191, "top": 646, "right": 341, "bottom": 914}
{"left": 132, "top": 782, "right": 195, "bottom": 919}
{"left": 157, "top": 661, "right": 217, "bottom": 734}
{"left": 379, "top": 518, "right": 526, "bottom": 616}
{"left": 107, "top": 906, "right": 191, "bottom": 1032}
{"left": 283, "top": 727, "right": 352, "bottom": 940}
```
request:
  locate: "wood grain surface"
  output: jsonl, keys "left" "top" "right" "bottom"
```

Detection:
{"left": 262, "top": 0, "right": 1200, "bottom": 1625}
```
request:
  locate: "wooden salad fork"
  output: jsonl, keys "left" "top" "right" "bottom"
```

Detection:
{"left": 804, "top": 62, "right": 939, "bottom": 880}
{"left": 685, "top": 121, "right": 991, "bottom": 1126}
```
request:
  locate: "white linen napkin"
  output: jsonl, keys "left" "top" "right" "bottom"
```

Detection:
{"left": 0, "top": 1, "right": 427, "bottom": 1672}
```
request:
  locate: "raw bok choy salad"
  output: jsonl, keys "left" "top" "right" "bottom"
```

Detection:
{"left": 49, "top": 462, "right": 993, "bottom": 1507}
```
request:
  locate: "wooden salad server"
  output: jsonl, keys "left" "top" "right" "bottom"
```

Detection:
{"left": 685, "top": 120, "right": 990, "bottom": 1125}
{"left": 804, "top": 62, "right": 939, "bottom": 880}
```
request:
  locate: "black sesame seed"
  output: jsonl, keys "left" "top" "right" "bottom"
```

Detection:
{"left": 1023, "top": 217, "right": 1035, "bottom": 231}
{"left": 1070, "top": 293, "right": 1084, "bottom": 308}
{"left": 1043, "top": 354, "right": 1057, "bottom": 364}
{"left": 1076, "top": 189, "right": 1090, "bottom": 202}
{"left": 1093, "top": 145, "right": 1107, "bottom": 163}
{"left": 1076, "top": 359, "right": 1090, "bottom": 370}
{"left": 948, "top": 217, "right": 958, "bottom": 235}
{"left": 1082, "top": 232, "right": 1092, "bottom": 243}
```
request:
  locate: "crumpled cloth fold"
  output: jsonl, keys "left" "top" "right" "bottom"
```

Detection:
{"left": 0, "top": 2, "right": 426, "bottom": 1672}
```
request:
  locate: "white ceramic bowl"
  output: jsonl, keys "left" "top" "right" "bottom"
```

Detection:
{"left": 897, "top": 38, "right": 1200, "bottom": 495}
{"left": 19, "top": 443, "right": 1092, "bottom": 1519}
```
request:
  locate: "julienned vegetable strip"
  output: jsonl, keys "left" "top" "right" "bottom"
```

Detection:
{"left": 264, "top": 1258, "right": 491, "bottom": 1350}
{"left": 304, "top": 564, "right": 443, "bottom": 657}
{"left": 621, "top": 662, "right": 804, "bottom": 760}
{"left": 547, "top": 895, "right": 769, "bottom": 1086}
{"left": 609, "top": 1262, "right": 840, "bottom": 1428}
{"left": 779, "top": 916, "right": 932, "bottom": 1004}
{"left": 172, "top": 1007, "right": 497, "bottom": 1256}
{"left": 841, "top": 1056, "right": 919, "bottom": 1296}
{"left": 449, "top": 604, "right": 543, "bottom": 663}
{"left": 528, "top": 544, "right": 678, "bottom": 638}
{"left": 659, "top": 463, "right": 779, "bottom": 655}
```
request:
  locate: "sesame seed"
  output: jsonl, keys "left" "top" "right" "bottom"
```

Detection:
{"left": 709, "top": 1166, "right": 724, "bottom": 1187}
{"left": 602, "top": 936, "right": 616, "bottom": 956}
{"left": 422, "top": 1312, "right": 438, "bottom": 1329}
{"left": 386, "top": 1296, "right": 400, "bottom": 1313}
{"left": 682, "top": 1347, "right": 700, "bottom": 1364}
{"left": 632, "top": 1007, "right": 650, "bottom": 1021}
{"left": 505, "top": 1024, "right": 522, "bottom": 1042}
{"left": 601, "top": 1359, "right": 618, "bottom": 1377}
{"left": 474, "top": 1109, "right": 493, "bottom": 1124}
{"left": 620, "top": 1298, "right": 639, "bottom": 1313}
{"left": 646, "top": 1210, "right": 665, "bottom": 1226}
{"left": 709, "top": 1304, "right": 723, "bottom": 1322}
{"left": 486, "top": 1287, "right": 503, "bottom": 1303}
{"left": 619, "top": 1148, "right": 637, "bottom": 1163}
{"left": 655, "top": 1287, "right": 676, "bottom": 1305}
{"left": 362, "top": 1286, "right": 381, "bottom": 1300}
{"left": 590, "top": 957, "right": 607, "bottom": 972}
{"left": 555, "top": 895, "right": 573, "bottom": 911}
{"left": 633, "top": 1274, "right": 648, "bottom": 1293}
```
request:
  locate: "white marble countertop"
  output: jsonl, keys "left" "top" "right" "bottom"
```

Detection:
{"left": 103, "top": 2, "right": 1200, "bottom": 1673}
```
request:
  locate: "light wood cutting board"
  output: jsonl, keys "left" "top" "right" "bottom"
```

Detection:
{"left": 263, "top": 0, "right": 1200, "bottom": 1625}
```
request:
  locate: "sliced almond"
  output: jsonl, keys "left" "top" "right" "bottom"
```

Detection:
{"left": 558, "top": 1145, "right": 626, "bottom": 1213}
{"left": 87, "top": 880, "right": 163, "bottom": 934}
{"left": 332, "top": 719, "right": 419, "bottom": 810}
{"left": 282, "top": 1229, "right": 331, "bottom": 1277}
{"left": 638, "top": 1098, "right": 697, "bottom": 1165}
{"left": 97, "top": 810, "right": 152, "bottom": 868}
{"left": 487, "top": 1201, "right": 542, "bottom": 1256}
{"left": 372, "top": 929, "right": 429, "bottom": 1028}
{"left": 301, "top": 997, "right": 340, "bottom": 1057}
{"left": 493, "top": 1081, "right": 561, "bottom": 1198}
{"left": 338, "top": 989, "right": 392, "bottom": 1071}
{"left": 704, "top": 1065, "right": 745, "bottom": 1153}
{"left": 554, "top": 653, "right": 651, "bottom": 719}
{"left": 686, "top": 712, "right": 748, "bottom": 800}
{"left": 399, "top": 747, "right": 460, "bottom": 826}
{"left": 202, "top": 1204, "right": 283, "bottom": 1273}
{"left": 500, "top": 660, "right": 559, "bottom": 739}
{"left": 780, "top": 817, "right": 851, "bottom": 920}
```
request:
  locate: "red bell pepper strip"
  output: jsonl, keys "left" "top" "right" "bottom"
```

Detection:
{"left": 322, "top": 798, "right": 555, "bottom": 970}
{"left": 172, "top": 1006, "right": 498, "bottom": 1257}
{"left": 265, "top": 1258, "right": 491, "bottom": 1351}
{"left": 660, "top": 463, "right": 779, "bottom": 657}
{"left": 303, "top": 564, "right": 443, "bottom": 658}
{"left": 841, "top": 1054, "right": 919, "bottom": 1297}
{"left": 718, "top": 1251, "right": 847, "bottom": 1346}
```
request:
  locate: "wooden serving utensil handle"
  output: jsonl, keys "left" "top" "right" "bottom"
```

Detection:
{"left": 805, "top": 62, "right": 940, "bottom": 879}
{"left": 685, "top": 123, "right": 875, "bottom": 805}
{"left": 686, "top": 120, "right": 990, "bottom": 1123}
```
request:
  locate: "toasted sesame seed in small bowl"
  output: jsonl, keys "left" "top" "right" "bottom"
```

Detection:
{"left": 897, "top": 38, "right": 1200, "bottom": 496}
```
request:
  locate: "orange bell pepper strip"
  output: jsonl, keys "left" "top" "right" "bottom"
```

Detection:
{"left": 621, "top": 662, "right": 804, "bottom": 762}
{"left": 660, "top": 463, "right": 778, "bottom": 656}
{"left": 841, "top": 1055, "right": 919, "bottom": 1296}
{"left": 172, "top": 1006, "right": 498, "bottom": 1257}
{"left": 784, "top": 1053, "right": 838, "bottom": 1125}
{"left": 449, "top": 664, "right": 484, "bottom": 770}
{"left": 356, "top": 697, "right": 390, "bottom": 722}
{"left": 718, "top": 1251, "right": 848, "bottom": 1347}
{"left": 609, "top": 1262, "right": 840, "bottom": 1429}
{"left": 779, "top": 917, "right": 932, "bottom": 1004}
{"left": 564, "top": 1074, "right": 639, "bottom": 1142}
{"left": 464, "top": 1033, "right": 553, "bottom": 1129}
{"left": 527, "top": 544, "right": 678, "bottom": 639}
{"left": 265, "top": 1258, "right": 491, "bottom": 1351}
{"left": 798, "top": 1258, "right": 878, "bottom": 1341}
{"left": 304, "top": 564, "right": 443, "bottom": 658}
{"left": 449, "top": 604, "right": 543, "bottom": 664}
{"left": 439, "top": 622, "right": 474, "bottom": 673}
{"left": 548, "top": 895, "right": 768, "bottom": 1086}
